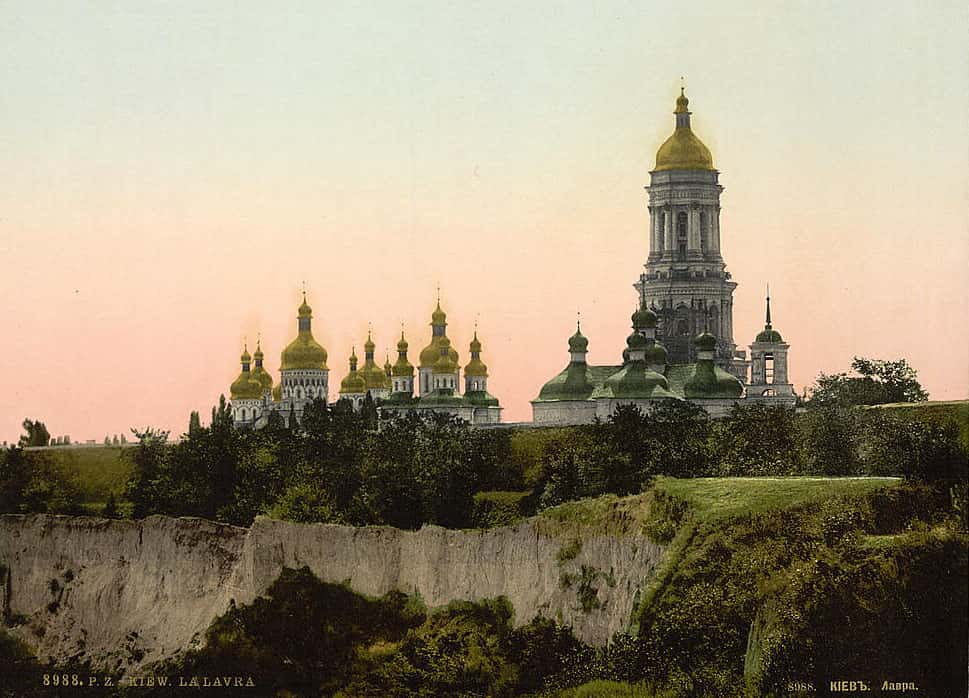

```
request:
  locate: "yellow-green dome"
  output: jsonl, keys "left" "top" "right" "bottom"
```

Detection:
{"left": 360, "top": 332, "right": 390, "bottom": 390}
{"left": 251, "top": 341, "right": 273, "bottom": 393}
{"left": 280, "top": 298, "right": 328, "bottom": 371}
{"left": 654, "top": 90, "right": 715, "bottom": 172}
{"left": 393, "top": 331, "right": 414, "bottom": 377}
{"left": 464, "top": 333, "right": 488, "bottom": 377}
{"left": 281, "top": 335, "right": 328, "bottom": 371}
{"left": 433, "top": 337, "right": 459, "bottom": 374}
{"left": 431, "top": 302, "right": 447, "bottom": 325}
{"left": 420, "top": 338, "right": 458, "bottom": 367}
{"left": 340, "top": 350, "right": 367, "bottom": 394}
{"left": 230, "top": 371, "right": 263, "bottom": 401}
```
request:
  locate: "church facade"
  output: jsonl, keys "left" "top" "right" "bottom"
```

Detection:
{"left": 532, "top": 89, "right": 795, "bottom": 425}
{"left": 228, "top": 295, "right": 501, "bottom": 428}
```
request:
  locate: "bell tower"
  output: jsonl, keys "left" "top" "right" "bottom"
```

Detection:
{"left": 634, "top": 89, "right": 748, "bottom": 380}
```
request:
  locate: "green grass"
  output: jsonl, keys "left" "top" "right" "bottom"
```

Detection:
{"left": 652, "top": 475, "right": 901, "bottom": 523}
{"left": 551, "top": 680, "right": 674, "bottom": 697}
{"left": 28, "top": 446, "right": 133, "bottom": 503}
{"left": 535, "top": 493, "right": 652, "bottom": 538}
{"left": 861, "top": 399, "right": 969, "bottom": 450}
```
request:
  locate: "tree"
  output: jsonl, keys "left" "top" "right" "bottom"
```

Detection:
{"left": 809, "top": 357, "right": 928, "bottom": 407}
{"left": 18, "top": 419, "right": 50, "bottom": 448}
{"left": 188, "top": 410, "right": 202, "bottom": 435}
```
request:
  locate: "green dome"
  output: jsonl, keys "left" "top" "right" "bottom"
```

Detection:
{"left": 602, "top": 363, "right": 672, "bottom": 399}
{"left": 627, "top": 331, "right": 648, "bottom": 350}
{"left": 632, "top": 306, "right": 657, "bottom": 330}
{"left": 756, "top": 327, "right": 783, "bottom": 343}
{"left": 230, "top": 370, "right": 263, "bottom": 401}
{"left": 298, "top": 298, "right": 312, "bottom": 318}
{"left": 240, "top": 348, "right": 252, "bottom": 364}
{"left": 469, "top": 334, "right": 482, "bottom": 353}
{"left": 645, "top": 341, "right": 668, "bottom": 365}
{"left": 695, "top": 332, "right": 717, "bottom": 352}
{"left": 568, "top": 326, "right": 589, "bottom": 353}
{"left": 397, "top": 332, "right": 409, "bottom": 352}
{"left": 431, "top": 302, "right": 447, "bottom": 325}
{"left": 683, "top": 361, "right": 744, "bottom": 399}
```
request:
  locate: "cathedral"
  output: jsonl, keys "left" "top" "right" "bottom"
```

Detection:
{"left": 228, "top": 295, "right": 501, "bottom": 428}
{"left": 532, "top": 89, "right": 795, "bottom": 425}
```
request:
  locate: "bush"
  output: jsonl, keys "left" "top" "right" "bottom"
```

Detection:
{"left": 471, "top": 490, "right": 532, "bottom": 528}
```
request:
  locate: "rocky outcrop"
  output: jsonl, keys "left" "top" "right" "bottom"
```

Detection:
{"left": 0, "top": 514, "right": 663, "bottom": 673}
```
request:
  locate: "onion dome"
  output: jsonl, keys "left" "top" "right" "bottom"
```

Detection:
{"left": 632, "top": 306, "right": 658, "bottom": 331}
{"left": 695, "top": 332, "right": 717, "bottom": 353}
{"left": 684, "top": 333, "right": 743, "bottom": 398}
{"left": 339, "top": 348, "right": 367, "bottom": 394}
{"left": 230, "top": 345, "right": 263, "bottom": 401}
{"left": 755, "top": 291, "right": 784, "bottom": 343}
{"left": 569, "top": 322, "right": 589, "bottom": 354}
{"left": 627, "top": 331, "right": 648, "bottom": 351}
{"left": 360, "top": 330, "right": 390, "bottom": 390}
{"left": 433, "top": 336, "right": 459, "bottom": 374}
{"left": 654, "top": 89, "right": 715, "bottom": 172}
{"left": 420, "top": 300, "right": 459, "bottom": 367}
{"left": 280, "top": 294, "right": 328, "bottom": 371}
{"left": 464, "top": 332, "right": 488, "bottom": 377}
{"left": 392, "top": 331, "right": 414, "bottom": 377}
{"left": 251, "top": 340, "right": 273, "bottom": 394}
{"left": 645, "top": 341, "right": 668, "bottom": 366}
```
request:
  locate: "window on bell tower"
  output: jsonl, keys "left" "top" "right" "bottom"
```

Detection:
{"left": 676, "top": 212, "right": 688, "bottom": 260}
{"left": 764, "top": 353, "right": 775, "bottom": 384}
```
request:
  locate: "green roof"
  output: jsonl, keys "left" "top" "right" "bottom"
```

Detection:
{"left": 464, "top": 390, "right": 500, "bottom": 407}
{"left": 534, "top": 362, "right": 743, "bottom": 403}
{"left": 755, "top": 328, "right": 784, "bottom": 343}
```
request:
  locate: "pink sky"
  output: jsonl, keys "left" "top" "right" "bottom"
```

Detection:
{"left": 1, "top": 2, "right": 967, "bottom": 442}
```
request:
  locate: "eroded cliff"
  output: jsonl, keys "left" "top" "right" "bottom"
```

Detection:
{"left": 0, "top": 512, "right": 663, "bottom": 673}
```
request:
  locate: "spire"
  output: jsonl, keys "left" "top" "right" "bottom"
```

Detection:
{"left": 765, "top": 284, "right": 772, "bottom": 329}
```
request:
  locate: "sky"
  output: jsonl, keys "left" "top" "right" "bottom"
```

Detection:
{"left": 1, "top": 1, "right": 967, "bottom": 443}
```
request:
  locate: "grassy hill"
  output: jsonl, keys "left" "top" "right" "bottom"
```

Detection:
{"left": 24, "top": 446, "right": 132, "bottom": 511}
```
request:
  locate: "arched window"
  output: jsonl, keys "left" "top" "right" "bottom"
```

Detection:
{"left": 761, "top": 388, "right": 776, "bottom": 397}
{"left": 699, "top": 211, "right": 707, "bottom": 252}
{"left": 764, "top": 353, "right": 775, "bottom": 384}
{"left": 676, "top": 212, "right": 688, "bottom": 260}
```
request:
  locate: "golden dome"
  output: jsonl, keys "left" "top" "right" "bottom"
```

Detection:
{"left": 360, "top": 332, "right": 389, "bottom": 390}
{"left": 431, "top": 301, "right": 447, "bottom": 325}
{"left": 251, "top": 340, "right": 273, "bottom": 394}
{"left": 654, "top": 89, "right": 715, "bottom": 172}
{"left": 392, "top": 332, "right": 414, "bottom": 377}
{"left": 464, "top": 332, "right": 488, "bottom": 377}
{"left": 433, "top": 337, "right": 458, "bottom": 375}
{"left": 280, "top": 297, "right": 328, "bottom": 371}
{"left": 340, "top": 349, "right": 367, "bottom": 394}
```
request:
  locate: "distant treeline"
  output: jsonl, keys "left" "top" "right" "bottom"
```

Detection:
{"left": 3, "top": 396, "right": 964, "bottom": 529}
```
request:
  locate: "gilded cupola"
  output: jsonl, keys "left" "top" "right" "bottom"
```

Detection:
{"left": 654, "top": 88, "right": 715, "bottom": 172}
{"left": 280, "top": 293, "right": 329, "bottom": 371}
{"left": 230, "top": 344, "right": 263, "bottom": 401}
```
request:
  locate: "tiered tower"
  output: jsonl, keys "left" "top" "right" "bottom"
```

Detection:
{"left": 634, "top": 89, "right": 748, "bottom": 380}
